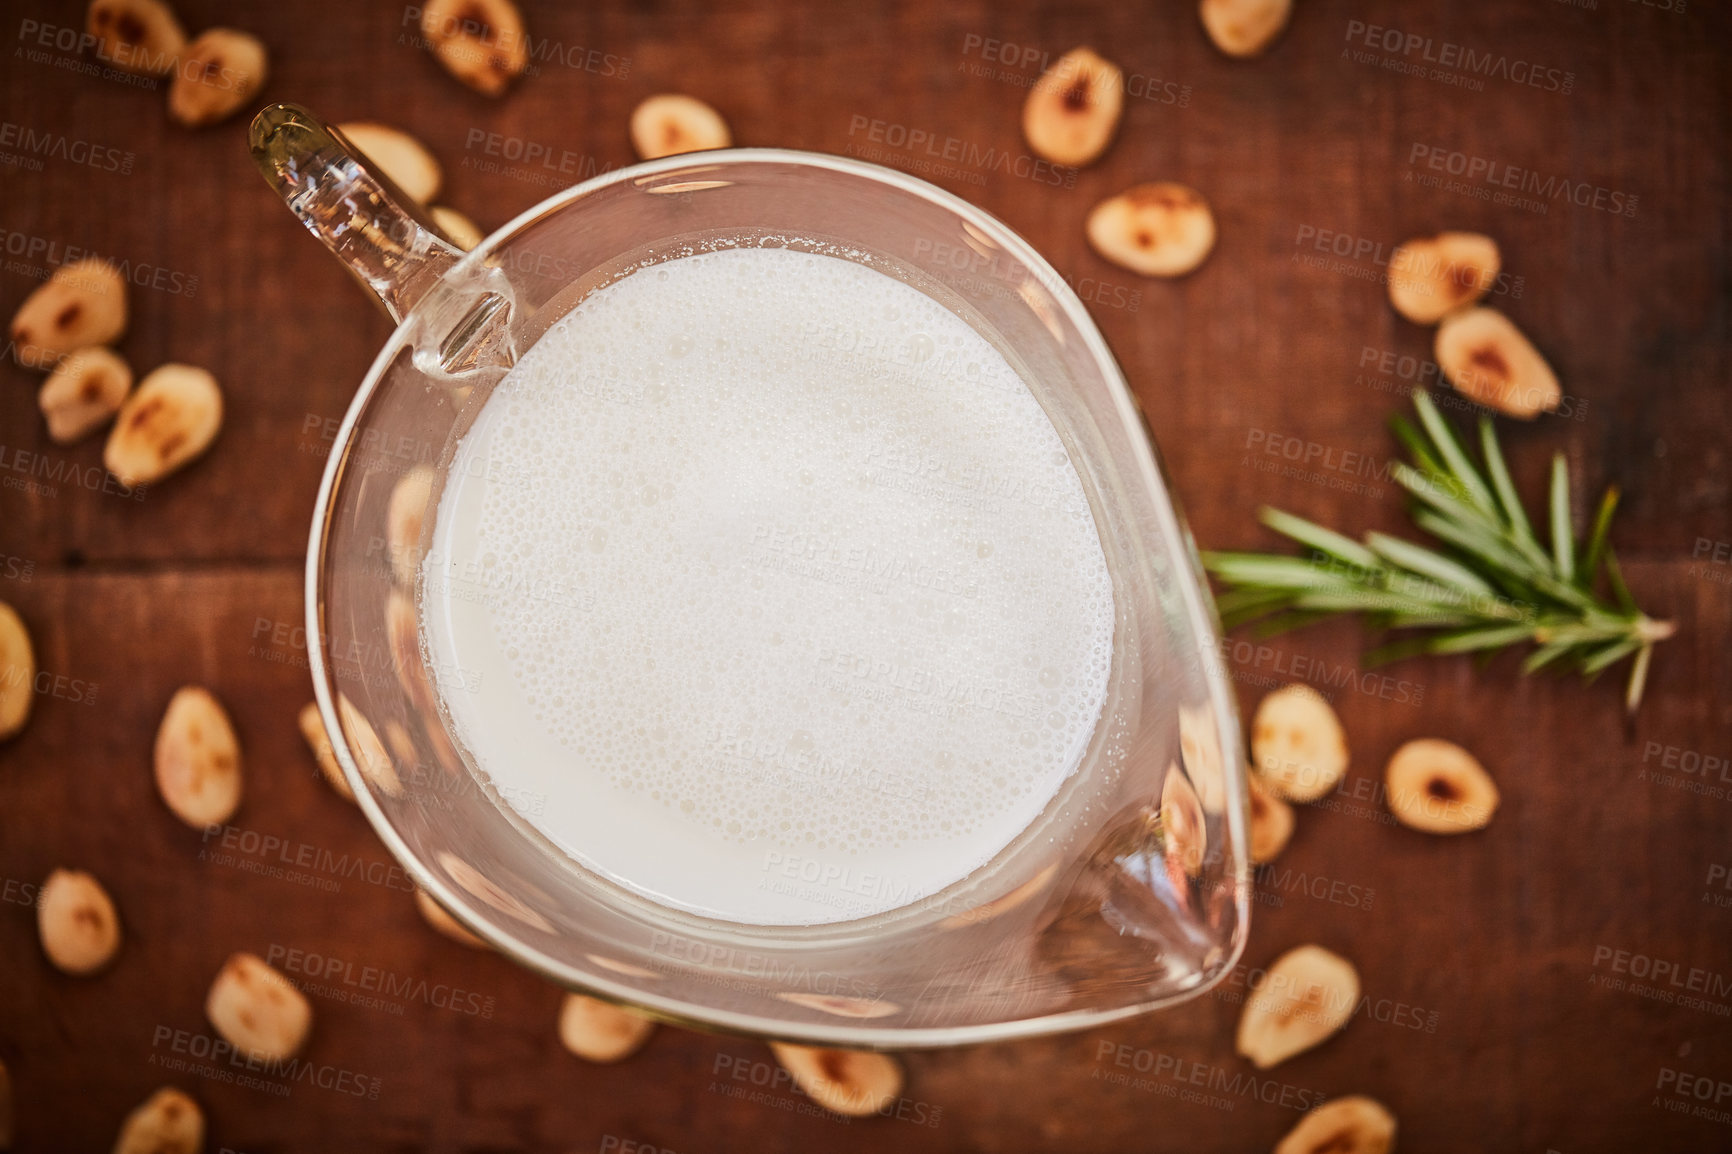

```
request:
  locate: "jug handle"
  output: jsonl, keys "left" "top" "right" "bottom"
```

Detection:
{"left": 248, "top": 103, "right": 464, "bottom": 325}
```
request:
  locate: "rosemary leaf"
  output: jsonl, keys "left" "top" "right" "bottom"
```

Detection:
{"left": 1200, "top": 553, "right": 1351, "bottom": 590}
{"left": 1386, "top": 612, "right": 1477, "bottom": 629}
{"left": 1392, "top": 462, "right": 1501, "bottom": 533}
{"left": 1479, "top": 415, "right": 1537, "bottom": 545}
{"left": 1259, "top": 507, "right": 1380, "bottom": 569}
{"left": 1550, "top": 453, "right": 1575, "bottom": 583}
{"left": 1626, "top": 643, "right": 1654, "bottom": 714}
{"left": 1522, "top": 639, "right": 1579, "bottom": 674}
{"left": 1213, "top": 586, "right": 1296, "bottom": 617}
{"left": 1248, "top": 610, "right": 1338, "bottom": 638}
{"left": 1215, "top": 588, "right": 1300, "bottom": 629}
{"left": 1411, "top": 508, "right": 1533, "bottom": 577}
{"left": 1389, "top": 414, "right": 1446, "bottom": 477}
{"left": 1381, "top": 570, "right": 1524, "bottom": 618}
{"left": 1363, "top": 636, "right": 1443, "bottom": 666}
{"left": 1291, "top": 590, "right": 1488, "bottom": 621}
{"left": 1580, "top": 636, "right": 1641, "bottom": 675}
{"left": 1534, "top": 622, "right": 1632, "bottom": 646}
{"left": 1367, "top": 532, "right": 1497, "bottom": 597}
{"left": 1581, "top": 486, "right": 1620, "bottom": 589}
{"left": 1605, "top": 547, "right": 1638, "bottom": 615}
{"left": 1425, "top": 623, "right": 1540, "bottom": 654}
{"left": 1413, "top": 390, "right": 1497, "bottom": 515}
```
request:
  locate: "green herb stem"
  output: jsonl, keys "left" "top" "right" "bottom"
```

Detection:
{"left": 1201, "top": 390, "right": 1674, "bottom": 713}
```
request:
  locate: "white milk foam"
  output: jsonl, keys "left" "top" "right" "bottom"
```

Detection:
{"left": 422, "top": 245, "right": 1114, "bottom": 925}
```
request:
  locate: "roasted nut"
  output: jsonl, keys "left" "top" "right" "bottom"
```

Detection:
{"left": 438, "top": 849, "right": 555, "bottom": 932}
{"left": 104, "top": 363, "right": 223, "bottom": 487}
{"left": 557, "top": 994, "right": 655, "bottom": 1063}
{"left": 337, "top": 694, "right": 402, "bottom": 796}
{"left": 205, "top": 952, "right": 311, "bottom": 1060}
{"left": 1199, "top": 0, "right": 1293, "bottom": 58}
{"left": 39, "top": 348, "right": 132, "bottom": 444}
{"left": 1251, "top": 684, "right": 1349, "bottom": 802}
{"left": 769, "top": 1044, "right": 904, "bottom": 1118}
{"left": 1275, "top": 1094, "right": 1398, "bottom": 1154}
{"left": 153, "top": 686, "right": 242, "bottom": 827}
{"left": 37, "top": 869, "right": 121, "bottom": 975}
{"left": 113, "top": 1086, "right": 203, "bottom": 1154}
{"left": 1086, "top": 183, "right": 1217, "bottom": 278}
{"left": 1388, "top": 231, "right": 1501, "bottom": 324}
{"left": 629, "top": 94, "right": 731, "bottom": 160}
{"left": 1178, "top": 701, "right": 1227, "bottom": 811}
{"left": 1235, "top": 944, "right": 1360, "bottom": 1069}
{"left": 383, "top": 719, "right": 417, "bottom": 767}
{"left": 1435, "top": 307, "right": 1561, "bottom": 419}
{"left": 585, "top": 953, "right": 663, "bottom": 981}
{"left": 1248, "top": 771, "right": 1295, "bottom": 863}
{"left": 430, "top": 206, "right": 484, "bottom": 251}
{"left": 1021, "top": 47, "right": 1123, "bottom": 167}
{"left": 87, "top": 0, "right": 186, "bottom": 78}
{"left": 420, "top": 0, "right": 527, "bottom": 96}
{"left": 938, "top": 863, "right": 1057, "bottom": 930}
{"left": 9, "top": 259, "right": 127, "bottom": 367}
{"left": 1385, "top": 738, "right": 1500, "bottom": 833}
{"left": 336, "top": 122, "right": 443, "bottom": 203}
{"left": 387, "top": 466, "right": 434, "bottom": 587}
{"left": 0, "top": 603, "right": 34, "bottom": 743}
{"left": 415, "top": 889, "right": 488, "bottom": 949}
{"left": 1160, "top": 763, "right": 1207, "bottom": 876}
{"left": 167, "top": 28, "right": 269, "bottom": 128}
{"left": 776, "top": 992, "right": 901, "bottom": 1019}
{"left": 297, "top": 702, "right": 354, "bottom": 802}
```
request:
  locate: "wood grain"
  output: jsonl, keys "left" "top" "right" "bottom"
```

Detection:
{"left": 2, "top": 1, "right": 1728, "bottom": 1150}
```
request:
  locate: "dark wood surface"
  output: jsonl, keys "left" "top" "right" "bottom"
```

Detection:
{"left": 3, "top": 1, "right": 1729, "bottom": 1150}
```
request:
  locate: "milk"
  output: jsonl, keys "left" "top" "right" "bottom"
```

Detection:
{"left": 421, "top": 245, "right": 1114, "bottom": 925}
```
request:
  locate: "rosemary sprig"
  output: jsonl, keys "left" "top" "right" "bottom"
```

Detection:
{"left": 1202, "top": 390, "right": 1675, "bottom": 713}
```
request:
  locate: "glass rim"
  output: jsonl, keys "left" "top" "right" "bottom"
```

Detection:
{"left": 304, "top": 146, "right": 1250, "bottom": 1048}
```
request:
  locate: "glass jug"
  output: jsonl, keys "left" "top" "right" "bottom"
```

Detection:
{"left": 250, "top": 102, "right": 1249, "bottom": 1047}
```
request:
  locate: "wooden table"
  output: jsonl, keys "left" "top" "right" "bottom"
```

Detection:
{"left": 2, "top": 1, "right": 1728, "bottom": 1149}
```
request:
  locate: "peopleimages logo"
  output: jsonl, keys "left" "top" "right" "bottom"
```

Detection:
{"left": 399, "top": 5, "right": 631, "bottom": 77}
{"left": 1251, "top": 864, "right": 1375, "bottom": 910}
{"left": 0, "top": 443, "right": 148, "bottom": 502}
{"left": 648, "top": 930, "right": 885, "bottom": 1004}
{"left": 1215, "top": 636, "right": 1426, "bottom": 707}
{"left": 1354, "top": 347, "right": 1590, "bottom": 423}
{"left": 264, "top": 944, "right": 497, "bottom": 1018}
{"left": 1654, "top": 1066, "right": 1732, "bottom": 1124}
{"left": 1092, "top": 1041, "right": 1328, "bottom": 1111}
{"left": 958, "top": 34, "right": 1192, "bottom": 106}
{"left": 845, "top": 115, "right": 1077, "bottom": 190}
{"left": 198, "top": 823, "right": 419, "bottom": 895}
{"left": 0, "top": 228, "right": 199, "bottom": 296}
{"left": 1342, "top": 20, "right": 1575, "bottom": 93}
{"left": 0, "top": 661, "right": 98, "bottom": 707}
{"left": 149, "top": 1025, "right": 381, "bottom": 1099}
{"left": 14, "top": 18, "right": 164, "bottom": 87}
{"left": 0, "top": 121, "right": 133, "bottom": 173}
{"left": 1243, "top": 429, "right": 1392, "bottom": 477}
{"left": 461, "top": 128, "right": 617, "bottom": 188}
{"left": 1590, "top": 944, "right": 1732, "bottom": 1016}
{"left": 709, "top": 1053, "right": 943, "bottom": 1127}
{"left": 1406, "top": 144, "right": 1638, "bottom": 217}
{"left": 1293, "top": 224, "right": 1525, "bottom": 299}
